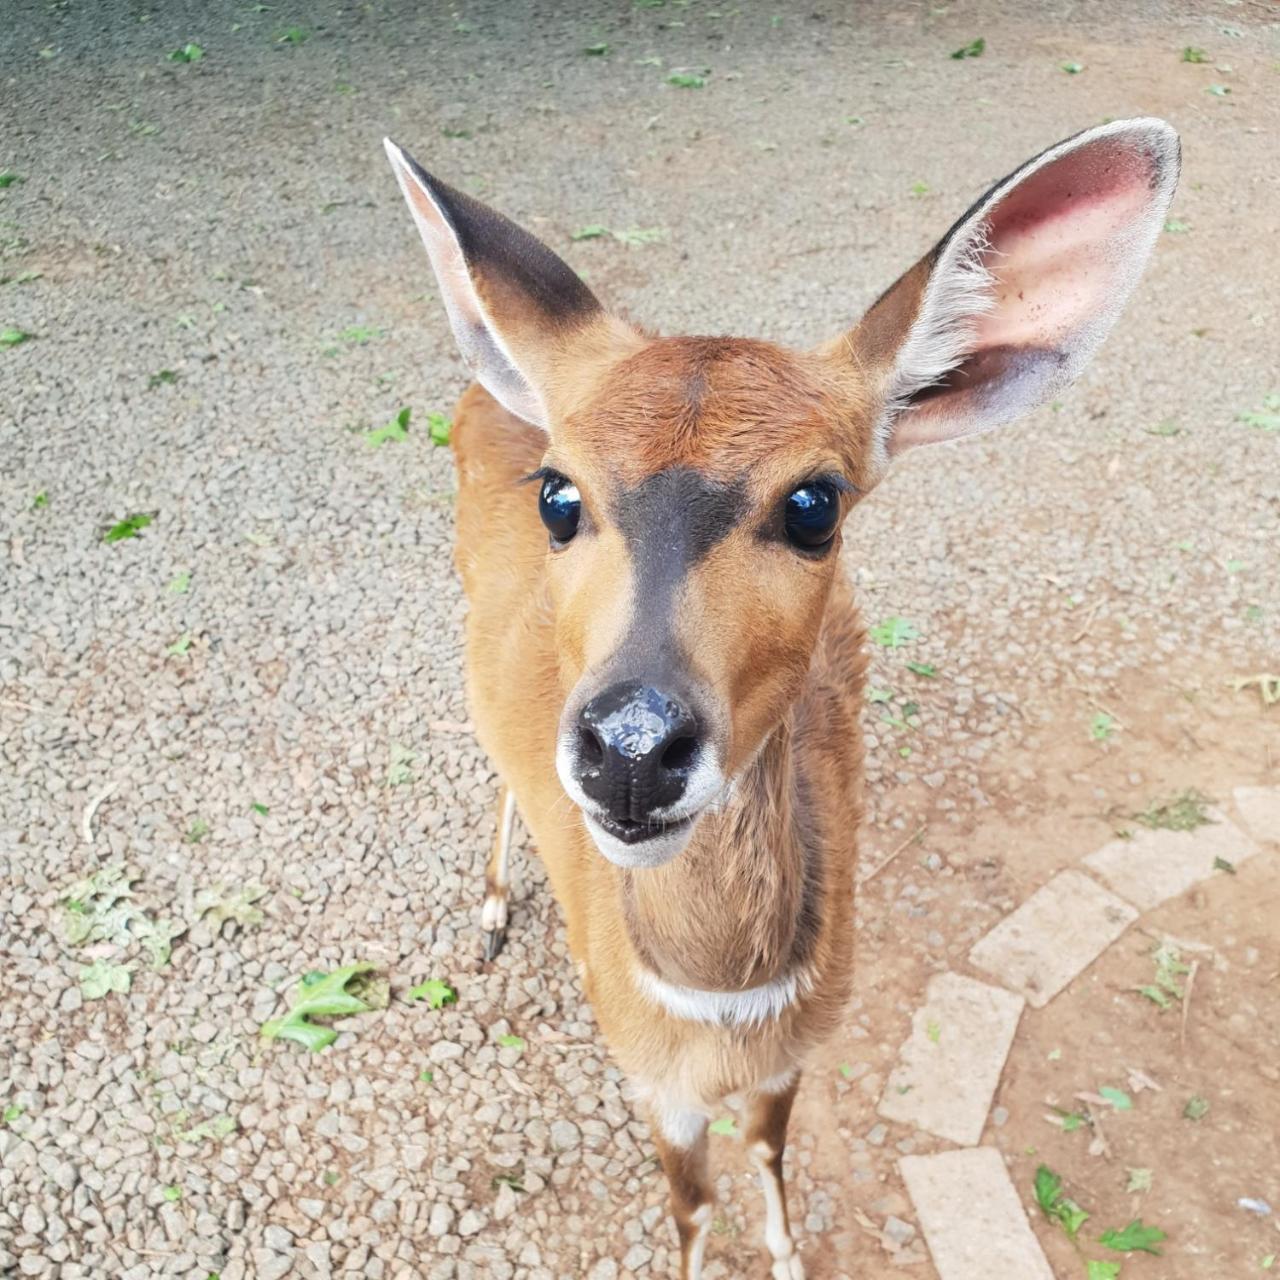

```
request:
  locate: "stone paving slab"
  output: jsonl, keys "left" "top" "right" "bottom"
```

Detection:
{"left": 1234, "top": 786, "right": 1280, "bottom": 845}
{"left": 969, "top": 870, "right": 1137, "bottom": 1008}
{"left": 900, "top": 1147, "right": 1055, "bottom": 1280}
{"left": 878, "top": 972, "right": 1024, "bottom": 1146}
{"left": 1083, "top": 812, "right": 1259, "bottom": 911}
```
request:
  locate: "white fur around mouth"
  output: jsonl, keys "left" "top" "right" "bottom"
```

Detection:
{"left": 581, "top": 811, "right": 698, "bottom": 869}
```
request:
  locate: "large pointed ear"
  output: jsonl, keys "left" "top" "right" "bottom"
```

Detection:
{"left": 827, "top": 118, "right": 1180, "bottom": 465}
{"left": 384, "top": 138, "right": 610, "bottom": 429}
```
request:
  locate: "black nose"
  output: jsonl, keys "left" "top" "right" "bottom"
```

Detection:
{"left": 576, "top": 682, "right": 700, "bottom": 827}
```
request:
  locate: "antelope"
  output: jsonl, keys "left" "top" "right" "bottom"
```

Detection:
{"left": 385, "top": 118, "right": 1179, "bottom": 1278}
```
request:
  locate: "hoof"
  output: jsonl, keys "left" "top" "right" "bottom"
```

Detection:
{"left": 482, "top": 927, "right": 507, "bottom": 962}
{"left": 771, "top": 1255, "right": 805, "bottom": 1280}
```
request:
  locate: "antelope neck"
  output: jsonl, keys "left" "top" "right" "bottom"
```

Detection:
{"left": 619, "top": 721, "right": 821, "bottom": 1010}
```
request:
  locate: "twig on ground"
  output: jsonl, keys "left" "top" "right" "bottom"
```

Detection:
{"left": 81, "top": 781, "right": 118, "bottom": 845}
{"left": 1071, "top": 600, "right": 1103, "bottom": 643}
{"left": 862, "top": 824, "right": 927, "bottom": 882}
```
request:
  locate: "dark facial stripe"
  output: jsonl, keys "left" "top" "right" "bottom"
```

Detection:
{"left": 607, "top": 467, "right": 747, "bottom": 685}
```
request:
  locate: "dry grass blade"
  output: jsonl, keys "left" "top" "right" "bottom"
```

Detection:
{"left": 1181, "top": 959, "right": 1200, "bottom": 1052}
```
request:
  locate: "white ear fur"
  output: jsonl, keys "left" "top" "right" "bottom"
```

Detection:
{"left": 384, "top": 138, "right": 548, "bottom": 428}
{"left": 878, "top": 117, "right": 1180, "bottom": 457}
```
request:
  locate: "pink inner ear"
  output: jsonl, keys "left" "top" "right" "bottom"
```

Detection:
{"left": 974, "top": 140, "right": 1154, "bottom": 352}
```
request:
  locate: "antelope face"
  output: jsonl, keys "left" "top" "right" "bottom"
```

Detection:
{"left": 386, "top": 117, "right": 1180, "bottom": 868}
{"left": 541, "top": 339, "right": 871, "bottom": 867}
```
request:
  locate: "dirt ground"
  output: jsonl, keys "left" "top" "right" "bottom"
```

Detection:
{"left": 2, "top": 1, "right": 1278, "bottom": 1279}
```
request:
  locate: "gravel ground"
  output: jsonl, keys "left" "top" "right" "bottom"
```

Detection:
{"left": 2, "top": 2, "right": 1277, "bottom": 1278}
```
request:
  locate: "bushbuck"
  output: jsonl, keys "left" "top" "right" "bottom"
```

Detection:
{"left": 385, "top": 118, "right": 1179, "bottom": 1278}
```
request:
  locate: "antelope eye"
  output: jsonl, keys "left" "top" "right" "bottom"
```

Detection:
{"left": 783, "top": 481, "right": 840, "bottom": 550}
{"left": 538, "top": 473, "right": 582, "bottom": 544}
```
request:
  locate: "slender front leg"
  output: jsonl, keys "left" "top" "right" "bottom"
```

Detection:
{"left": 745, "top": 1074, "right": 805, "bottom": 1280}
{"left": 650, "top": 1107, "right": 713, "bottom": 1280}
{"left": 480, "top": 787, "right": 517, "bottom": 961}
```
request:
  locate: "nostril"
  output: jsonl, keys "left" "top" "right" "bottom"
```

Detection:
{"left": 660, "top": 734, "right": 698, "bottom": 773}
{"left": 577, "top": 726, "right": 604, "bottom": 768}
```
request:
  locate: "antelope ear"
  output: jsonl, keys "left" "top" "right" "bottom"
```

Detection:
{"left": 384, "top": 138, "right": 604, "bottom": 428}
{"left": 830, "top": 118, "right": 1180, "bottom": 464}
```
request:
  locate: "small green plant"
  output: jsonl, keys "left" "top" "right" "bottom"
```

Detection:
{"left": 905, "top": 661, "right": 936, "bottom": 677}
{"left": 708, "top": 1115, "right": 738, "bottom": 1136}
{"left": 407, "top": 978, "right": 456, "bottom": 1009}
{"left": 668, "top": 70, "right": 708, "bottom": 88}
{"left": 167, "top": 570, "right": 191, "bottom": 593}
{"left": 1132, "top": 789, "right": 1211, "bottom": 832}
{"left": 910, "top": 181, "right": 930, "bottom": 197}
{"left": 571, "top": 225, "right": 609, "bottom": 240}
{"left": 386, "top": 741, "right": 416, "bottom": 785}
{"left": 1089, "top": 711, "right": 1117, "bottom": 742}
{"left": 184, "top": 818, "right": 209, "bottom": 843}
{"left": 174, "top": 1114, "right": 236, "bottom": 1144}
{"left": 103, "top": 513, "right": 153, "bottom": 543}
{"left": 497, "top": 1033, "right": 526, "bottom": 1050}
{"left": 1183, "top": 1094, "right": 1209, "bottom": 1121}
{"left": 1034, "top": 1165, "right": 1088, "bottom": 1239}
{"left": 167, "top": 633, "right": 193, "bottom": 657}
{"left": 277, "top": 26, "right": 308, "bottom": 44}
{"left": 3, "top": 1103, "right": 26, "bottom": 1125}
{"left": 148, "top": 369, "right": 178, "bottom": 388}
{"left": 261, "top": 963, "right": 376, "bottom": 1052}
{"left": 1099, "top": 1220, "right": 1166, "bottom": 1255}
{"left": 1164, "top": 218, "right": 1190, "bottom": 233}
{"left": 1182, "top": 46, "right": 1208, "bottom": 63}
{"left": 1, "top": 327, "right": 33, "bottom": 347}
{"left": 1097, "top": 1086, "right": 1132, "bottom": 1110}
{"left": 169, "top": 43, "right": 204, "bottom": 62}
{"left": 365, "top": 406, "right": 411, "bottom": 447}
{"left": 0, "top": 171, "right": 23, "bottom": 188}
{"left": 162, "top": 1184, "right": 183, "bottom": 1202}
{"left": 80, "top": 959, "right": 132, "bottom": 1000}
{"left": 870, "top": 617, "right": 919, "bottom": 647}
{"left": 32, "top": 491, "right": 48, "bottom": 509}
{"left": 335, "top": 324, "right": 383, "bottom": 345}
{"left": 427, "top": 411, "right": 452, "bottom": 446}
{"left": 250, "top": 802, "right": 269, "bottom": 816}
{"left": 1237, "top": 393, "right": 1280, "bottom": 432}
{"left": 1136, "top": 941, "right": 1190, "bottom": 1009}
{"left": 1061, "top": 61, "right": 1084, "bottom": 74}
{"left": 1207, "top": 84, "right": 1230, "bottom": 97}
{"left": 195, "top": 882, "right": 268, "bottom": 928}
{"left": 950, "top": 37, "right": 985, "bottom": 58}
{"left": 584, "top": 42, "right": 610, "bottom": 55}
{"left": 1086, "top": 1263, "right": 1120, "bottom": 1280}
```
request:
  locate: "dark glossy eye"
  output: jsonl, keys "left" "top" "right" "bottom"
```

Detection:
{"left": 539, "top": 473, "right": 582, "bottom": 544}
{"left": 783, "top": 481, "right": 840, "bottom": 550}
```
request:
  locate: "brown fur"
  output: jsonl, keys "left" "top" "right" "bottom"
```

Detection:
{"left": 451, "top": 330, "right": 873, "bottom": 1275}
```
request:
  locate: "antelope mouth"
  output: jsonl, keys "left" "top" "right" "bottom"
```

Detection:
{"left": 581, "top": 809, "right": 700, "bottom": 869}
{"left": 592, "top": 812, "right": 694, "bottom": 846}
